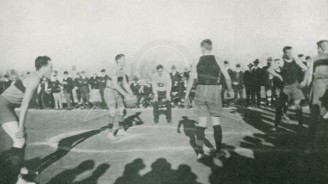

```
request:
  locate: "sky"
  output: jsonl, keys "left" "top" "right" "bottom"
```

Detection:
{"left": 0, "top": 0, "right": 327, "bottom": 75}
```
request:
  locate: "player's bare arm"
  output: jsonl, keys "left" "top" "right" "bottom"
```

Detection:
{"left": 17, "top": 75, "right": 40, "bottom": 138}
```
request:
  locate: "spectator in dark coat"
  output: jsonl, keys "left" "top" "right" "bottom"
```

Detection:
{"left": 232, "top": 64, "right": 244, "bottom": 101}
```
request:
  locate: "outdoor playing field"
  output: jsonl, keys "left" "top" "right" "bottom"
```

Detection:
{"left": 1, "top": 106, "right": 328, "bottom": 184}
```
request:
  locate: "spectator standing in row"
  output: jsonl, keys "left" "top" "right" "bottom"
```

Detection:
{"left": 78, "top": 71, "right": 91, "bottom": 109}
{"left": 40, "top": 77, "right": 53, "bottom": 109}
{"left": 98, "top": 69, "right": 110, "bottom": 108}
{"left": 62, "top": 71, "right": 74, "bottom": 110}
{"left": 221, "top": 61, "right": 234, "bottom": 107}
{"left": 232, "top": 64, "right": 244, "bottom": 102}
{"left": 51, "top": 73, "right": 62, "bottom": 109}
{"left": 251, "top": 59, "right": 262, "bottom": 107}
{"left": 244, "top": 63, "right": 253, "bottom": 106}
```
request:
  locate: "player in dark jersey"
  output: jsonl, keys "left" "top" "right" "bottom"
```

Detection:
{"left": 185, "top": 39, "right": 233, "bottom": 159}
{"left": 0, "top": 56, "right": 53, "bottom": 184}
{"left": 269, "top": 46, "right": 308, "bottom": 131}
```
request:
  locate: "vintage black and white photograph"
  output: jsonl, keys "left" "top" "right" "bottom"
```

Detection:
{"left": 0, "top": 0, "right": 328, "bottom": 183}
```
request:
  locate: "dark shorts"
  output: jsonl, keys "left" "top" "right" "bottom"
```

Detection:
{"left": 0, "top": 96, "right": 19, "bottom": 125}
{"left": 194, "top": 85, "right": 222, "bottom": 117}
{"left": 283, "top": 83, "right": 304, "bottom": 102}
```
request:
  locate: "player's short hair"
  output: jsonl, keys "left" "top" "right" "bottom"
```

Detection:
{"left": 317, "top": 40, "right": 328, "bottom": 47}
{"left": 115, "top": 54, "right": 125, "bottom": 63}
{"left": 101, "top": 69, "right": 106, "bottom": 72}
{"left": 305, "top": 56, "right": 311, "bottom": 60}
{"left": 274, "top": 58, "right": 280, "bottom": 61}
{"left": 283, "top": 46, "right": 293, "bottom": 53}
{"left": 224, "top": 61, "right": 229, "bottom": 65}
{"left": 64, "top": 71, "right": 68, "bottom": 74}
{"left": 298, "top": 54, "right": 304, "bottom": 57}
{"left": 156, "top": 65, "right": 164, "bottom": 70}
{"left": 35, "top": 56, "right": 51, "bottom": 71}
{"left": 236, "top": 64, "right": 241, "bottom": 67}
{"left": 200, "top": 39, "right": 212, "bottom": 50}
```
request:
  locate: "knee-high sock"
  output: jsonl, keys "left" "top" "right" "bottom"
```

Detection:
{"left": 213, "top": 125, "right": 222, "bottom": 152}
{"left": 196, "top": 127, "right": 206, "bottom": 154}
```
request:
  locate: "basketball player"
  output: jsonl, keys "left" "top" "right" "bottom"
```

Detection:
{"left": 0, "top": 56, "right": 53, "bottom": 184}
{"left": 105, "top": 54, "right": 134, "bottom": 140}
{"left": 185, "top": 39, "right": 233, "bottom": 159}
{"left": 269, "top": 46, "right": 308, "bottom": 131}
{"left": 151, "top": 65, "right": 172, "bottom": 123}
{"left": 302, "top": 40, "right": 328, "bottom": 150}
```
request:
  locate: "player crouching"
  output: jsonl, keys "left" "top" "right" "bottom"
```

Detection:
{"left": 152, "top": 65, "right": 172, "bottom": 124}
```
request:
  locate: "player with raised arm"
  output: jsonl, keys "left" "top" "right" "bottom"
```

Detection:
{"left": 268, "top": 46, "right": 308, "bottom": 131}
{"left": 0, "top": 56, "right": 53, "bottom": 184}
{"left": 185, "top": 39, "right": 233, "bottom": 159}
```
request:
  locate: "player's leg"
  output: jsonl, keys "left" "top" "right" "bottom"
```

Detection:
{"left": 196, "top": 117, "right": 207, "bottom": 159}
{"left": 274, "top": 90, "right": 285, "bottom": 130}
{"left": 166, "top": 99, "right": 172, "bottom": 123}
{"left": 153, "top": 99, "right": 159, "bottom": 123}
{"left": 209, "top": 85, "right": 225, "bottom": 157}
{"left": 104, "top": 88, "right": 118, "bottom": 140}
{"left": 292, "top": 85, "right": 305, "bottom": 127}
{"left": 115, "top": 92, "right": 130, "bottom": 136}
{"left": 1, "top": 122, "right": 26, "bottom": 183}
{"left": 194, "top": 86, "right": 208, "bottom": 159}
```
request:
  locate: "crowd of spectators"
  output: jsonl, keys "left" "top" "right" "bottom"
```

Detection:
{"left": 0, "top": 54, "right": 310, "bottom": 110}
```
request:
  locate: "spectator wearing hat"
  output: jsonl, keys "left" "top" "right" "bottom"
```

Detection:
{"left": 244, "top": 63, "right": 253, "bottom": 106}
{"left": 262, "top": 57, "right": 274, "bottom": 106}
{"left": 251, "top": 59, "right": 262, "bottom": 106}
{"left": 232, "top": 64, "right": 244, "bottom": 101}
{"left": 221, "top": 61, "right": 234, "bottom": 107}
{"left": 98, "top": 69, "right": 111, "bottom": 108}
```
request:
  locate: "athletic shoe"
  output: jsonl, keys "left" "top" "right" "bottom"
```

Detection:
{"left": 116, "top": 129, "right": 131, "bottom": 136}
{"left": 215, "top": 151, "right": 226, "bottom": 158}
{"left": 107, "top": 133, "right": 119, "bottom": 140}
{"left": 271, "top": 127, "right": 278, "bottom": 132}
{"left": 197, "top": 153, "right": 205, "bottom": 160}
{"left": 16, "top": 174, "right": 36, "bottom": 184}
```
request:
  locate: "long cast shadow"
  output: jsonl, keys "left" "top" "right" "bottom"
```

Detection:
{"left": 177, "top": 116, "right": 214, "bottom": 154}
{"left": 28, "top": 126, "right": 107, "bottom": 174}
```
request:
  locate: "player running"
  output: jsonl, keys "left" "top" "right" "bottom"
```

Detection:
{"left": 151, "top": 65, "right": 172, "bottom": 124}
{"left": 185, "top": 39, "right": 233, "bottom": 159}
{"left": 0, "top": 56, "right": 53, "bottom": 184}
{"left": 269, "top": 46, "right": 308, "bottom": 131}
{"left": 104, "top": 54, "right": 136, "bottom": 140}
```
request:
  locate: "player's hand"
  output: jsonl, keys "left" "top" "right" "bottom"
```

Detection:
{"left": 227, "top": 89, "right": 234, "bottom": 98}
{"left": 16, "top": 128, "right": 25, "bottom": 139}
{"left": 232, "top": 82, "right": 238, "bottom": 85}
{"left": 299, "top": 81, "right": 307, "bottom": 88}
